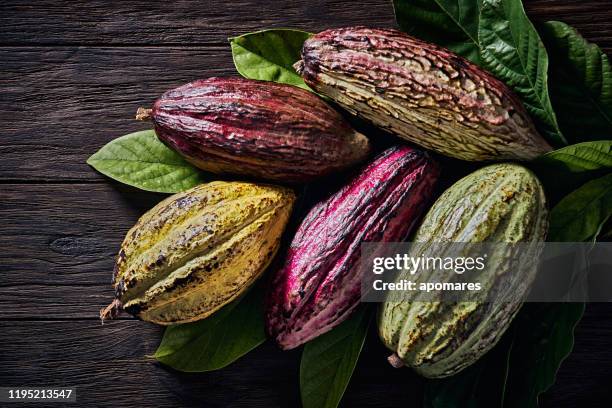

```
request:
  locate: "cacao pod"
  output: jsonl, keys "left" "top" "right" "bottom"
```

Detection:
{"left": 266, "top": 145, "right": 439, "bottom": 349}
{"left": 101, "top": 181, "right": 295, "bottom": 325}
{"left": 379, "top": 163, "right": 548, "bottom": 378}
{"left": 137, "top": 77, "right": 371, "bottom": 183}
{"left": 295, "top": 27, "right": 552, "bottom": 161}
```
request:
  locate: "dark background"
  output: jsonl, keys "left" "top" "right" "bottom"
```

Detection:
{"left": 1, "top": 1, "right": 611, "bottom": 407}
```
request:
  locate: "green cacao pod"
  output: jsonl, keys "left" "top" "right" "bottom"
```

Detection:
{"left": 101, "top": 181, "right": 295, "bottom": 325}
{"left": 378, "top": 163, "right": 548, "bottom": 378}
{"left": 296, "top": 27, "right": 553, "bottom": 161}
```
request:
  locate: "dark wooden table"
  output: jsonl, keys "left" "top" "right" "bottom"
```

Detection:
{"left": 1, "top": 1, "right": 611, "bottom": 407}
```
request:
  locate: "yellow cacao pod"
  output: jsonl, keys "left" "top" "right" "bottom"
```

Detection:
{"left": 102, "top": 181, "right": 295, "bottom": 325}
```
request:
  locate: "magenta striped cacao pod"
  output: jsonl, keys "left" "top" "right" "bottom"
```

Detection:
{"left": 295, "top": 27, "right": 552, "bottom": 161}
{"left": 266, "top": 145, "right": 439, "bottom": 349}
{"left": 136, "top": 77, "right": 371, "bottom": 183}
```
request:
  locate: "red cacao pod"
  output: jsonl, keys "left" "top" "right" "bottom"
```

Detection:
{"left": 266, "top": 145, "right": 439, "bottom": 349}
{"left": 139, "top": 77, "right": 371, "bottom": 183}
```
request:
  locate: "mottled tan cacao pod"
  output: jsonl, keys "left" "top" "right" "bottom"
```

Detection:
{"left": 296, "top": 27, "right": 553, "bottom": 161}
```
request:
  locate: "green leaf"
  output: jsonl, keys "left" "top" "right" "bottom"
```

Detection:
{"left": 87, "top": 130, "right": 204, "bottom": 193}
{"left": 502, "top": 303, "right": 585, "bottom": 408}
{"left": 479, "top": 0, "right": 566, "bottom": 146}
{"left": 230, "top": 29, "right": 312, "bottom": 90}
{"left": 392, "top": 0, "right": 483, "bottom": 64}
{"left": 538, "top": 140, "right": 612, "bottom": 171}
{"left": 534, "top": 141, "right": 612, "bottom": 201}
{"left": 539, "top": 21, "right": 612, "bottom": 143}
{"left": 300, "top": 306, "right": 371, "bottom": 408}
{"left": 549, "top": 173, "right": 612, "bottom": 242}
{"left": 154, "top": 283, "right": 266, "bottom": 372}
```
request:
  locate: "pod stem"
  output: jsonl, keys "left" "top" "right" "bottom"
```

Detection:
{"left": 135, "top": 107, "right": 152, "bottom": 121}
{"left": 387, "top": 353, "right": 405, "bottom": 368}
{"left": 100, "top": 299, "right": 123, "bottom": 324}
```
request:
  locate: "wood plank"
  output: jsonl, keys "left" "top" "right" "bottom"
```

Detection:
{"left": 0, "top": 0, "right": 396, "bottom": 45}
{"left": 0, "top": 183, "right": 161, "bottom": 288}
{"left": 541, "top": 304, "right": 612, "bottom": 407}
{"left": 0, "top": 46, "right": 233, "bottom": 181}
{"left": 526, "top": 0, "right": 612, "bottom": 51}
{"left": 0, "top": 320, "right": 301, "bottom": 407}
{"left": 0, "top": 285, "right": 115, "bottom": 319}
{"left": 0, "top": 320, "right": 423, "bottom": 407}
{"left": 0, "top": 309, "right": 610, "bottom": 406}
{"left": 0, "top": 1, "right": 610, "bottom": 49}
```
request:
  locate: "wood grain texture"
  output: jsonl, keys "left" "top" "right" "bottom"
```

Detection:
{"left": 526, "top": 0, "right": 612, "bottom": 50}
{"left": 0, "top": 321, "right": 423, "bottom": 407}
{"left": 541, "top": 304, "right": 612, "bottom": 407}
{"left": 0, "top": 308, "right": 609, "bottom": 407}
{"left": 0, "top": 0, "right": 396, "bottom": 46}
{"left": 0, "top": 46, "right": 233, "bottom": 181}
{"left": 1, "top": 1, "right": 611, "bottom": 181}
{"left": 1, "top": 0, "right": 611, "bottom": 406}
{"left": 0, "top": 183, "right": 161, "bottom": 287}
{"left": 0, "top": 0, "right": 610, "bottom": 48}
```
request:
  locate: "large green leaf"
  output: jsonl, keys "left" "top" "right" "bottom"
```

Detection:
{"left": 229, "top": 29, "right": 312, "bottom": 90}
{"left": 478, "top": 0, "right": 566, "bottom": 146}
{"left": 300, "top": 306, "right": 371, "bottom": 408}
{"left": 540, "top": 21, "right": 612, "bottom": 143}
{"left": 87, "top": 130, "right": 204, "bottom": 193}
{"left": 502, "top": 303, "right": 585, "bottom": 408}
{"left": 154, "top": 284, "right": 266, "bottom": 372}
{"left": 534, "top": 141, "right": 612, "bottom": 202}
{"left": 392, "top": 0, "right": 483, "bottom": 64}
{"left": 549, "top": 173, "right": 612, "bottom": 242}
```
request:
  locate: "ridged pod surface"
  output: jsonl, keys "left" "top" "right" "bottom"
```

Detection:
{"left": 102, "top": 181, "right": 295, "bottom": 325}
{"left": 141, "top": 77, "right": 371, "bottom": 183}
{"left": 296, "top": 27, "right": 552, "bottom": 161}
{"left": 266, "top": 146, "right": 439, "bottom": 349}
{"left": 379, "top": 164, "right": 548, "bottom": 378}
